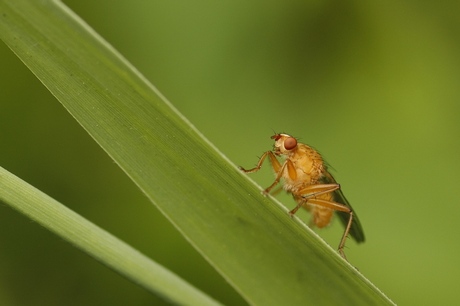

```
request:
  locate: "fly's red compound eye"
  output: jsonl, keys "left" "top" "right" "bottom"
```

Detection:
{"left": 284, "top": 137, "right": 297, "bottom": 150}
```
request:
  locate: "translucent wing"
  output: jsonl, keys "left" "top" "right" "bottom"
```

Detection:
{"left": 332, "top": 188, "right": 365, "bottom": 243}
{"left": 322, "top": 171, "right": 365, "bottom": 243}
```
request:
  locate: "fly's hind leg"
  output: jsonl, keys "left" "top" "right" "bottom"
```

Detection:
{"left": 288, "top": 184, "right": 340, "bottom": 215}
{"left": 293, "top": 184, "right": 354, "bottom": 261}
{"left": 307, "top": 198, "right": 354, "bottom": 260}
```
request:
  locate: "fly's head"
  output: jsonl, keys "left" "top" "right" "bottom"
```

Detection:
{"left": 271, "top": 133, "right": 298, "bottom": 156}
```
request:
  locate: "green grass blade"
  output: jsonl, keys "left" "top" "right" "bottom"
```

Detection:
{"left": 0, "top": 0, "right": 394, "bottom": 305}
{"left": 0, "top": 166, "right": 222, "bottom": 306}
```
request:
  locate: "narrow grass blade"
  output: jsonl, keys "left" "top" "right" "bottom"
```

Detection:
{"left": 0, "top": 166, "right": 222, "bottom": 306}
{"left": 0, "top": 0, "right": 394, "bottom": 305}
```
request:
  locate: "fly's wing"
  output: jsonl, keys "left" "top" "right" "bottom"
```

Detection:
{"left": 332, "top": 188, "right": 365, "bottom": 243}
{"left": 322, "top": 171, "right": 365, "bottom": 243}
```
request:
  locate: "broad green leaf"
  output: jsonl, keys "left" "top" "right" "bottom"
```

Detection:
{"left": 0, "top": 166, "right": 222, "bottom": 306}
{"left": 0, "top": 0, "right": 394, "bottom": 305}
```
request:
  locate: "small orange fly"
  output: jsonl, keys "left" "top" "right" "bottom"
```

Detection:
{"left": 239, "top": 133, "right": 365, "bottom": 260}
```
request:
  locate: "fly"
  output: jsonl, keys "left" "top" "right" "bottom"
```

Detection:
{"left": 239, "top": 133, "right": 365, "bottom": 260}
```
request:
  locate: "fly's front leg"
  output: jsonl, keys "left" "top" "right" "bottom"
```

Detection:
{"left": 239, "top": 151, "right": 272, "bottom": 173}
{"left": 239, "top": 151, "right": 284, "bottom": 194}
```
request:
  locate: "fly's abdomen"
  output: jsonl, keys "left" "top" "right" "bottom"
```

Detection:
{"left": 312, "top": 205, "right": 334, "bottom": 228}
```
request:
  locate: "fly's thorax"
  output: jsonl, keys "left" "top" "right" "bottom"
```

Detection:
{"left": 280, "top": 158, "right": 314, "bottom": 190}
{"left": 289, "top": 145, "right": 325, "bottom": 181}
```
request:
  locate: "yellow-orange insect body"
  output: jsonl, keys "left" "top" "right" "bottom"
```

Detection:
{"left": 240, "top": 133, "right": 365, "bottom": 260}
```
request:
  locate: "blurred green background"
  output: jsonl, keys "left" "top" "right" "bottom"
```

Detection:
{"left": 1, "top": 1, "right": 459, "bottom": 305}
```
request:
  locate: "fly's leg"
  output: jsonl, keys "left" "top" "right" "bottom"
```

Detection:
{"left": 305, "top": 198, "right": 354, "bottom": 260}
{"left": 288, "top": 184, "right": 340, "bottom": 215}
{"left": 269, "top": 185, "right": 284, "bottom": 197}
{"left": 262, "top": 159, "right": 291, "bottom": 194}
{"left": 291, "top": 184, "right": 353, "bottom": 261}
{"left": 239, "top": 151, "right": 286, "bottom": 194}
{"left": 338, "top": 210, "right": 354, "bottom": 260}
{"left": 239, "top": 151, "right": 283, "bottom": 174}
